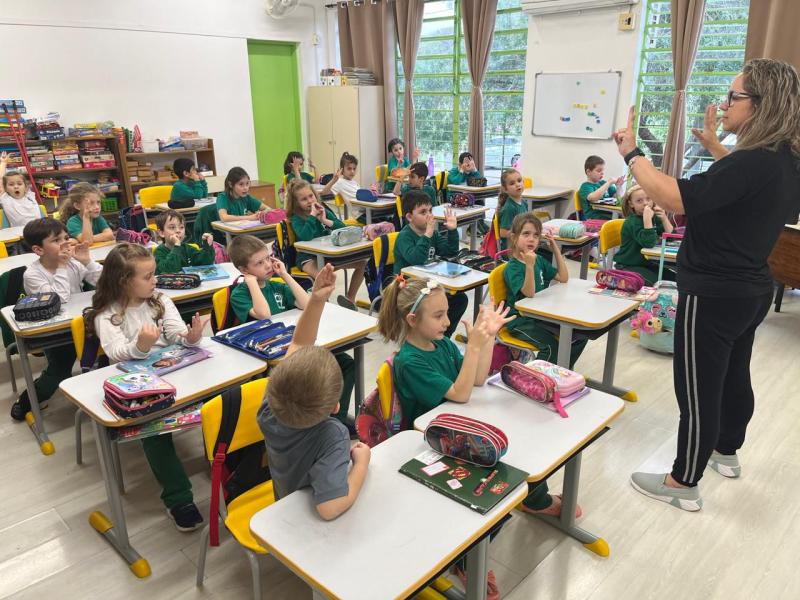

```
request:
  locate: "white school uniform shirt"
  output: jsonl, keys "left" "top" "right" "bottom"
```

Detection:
{"left": 330, "top": 177, "right": 364, "bottom": 218}
{"left": 94, "top": 295, "right": 197, "bottom": 363}
{"left": 1, "top": 191, "right": 41, "bottom": 227}
{"left": 23, "top": 257, "right": 102, "bottom": 302}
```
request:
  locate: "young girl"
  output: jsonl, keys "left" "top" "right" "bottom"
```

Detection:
{"left": 0, "top": 151, "right": 42, "bottom": 227}
{"left": 85, "top": 243, "right": 206, "bottom": 531}
{"left": 59, "top": 182, "right": 113, "bottom": 244}
{"left": 284, "top": 151, "right": 316, "bottom": 184}
{"left": 286, "top": 179, "right": 366, "bottom": 306}
{"left": 216, "top": 167, "right": 272, "bottom": 222}
{"left": 496, "top": 168, "right": 528, "bottom": 251}
{"left": 614, "top": 184, "right": 675, "bottom": 285}
{"left": 320, "top": 151, "right": 364, "bottom": 222}
{"left": 387, "top": 137, "right": 420, "bottom": 173}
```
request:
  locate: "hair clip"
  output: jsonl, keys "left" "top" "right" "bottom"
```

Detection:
{"left": 394, "top": 273, "right": 407, "bottom": 289}
{"left": 409, "top": 280, "right": 439, "bottom": 314}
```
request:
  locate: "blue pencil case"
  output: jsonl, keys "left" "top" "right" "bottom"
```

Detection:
{"left": 212, "top": 319, "right": 296, "bottom": 361}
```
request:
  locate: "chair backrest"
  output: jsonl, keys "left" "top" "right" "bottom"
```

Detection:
{"left": 212, "top": 288, "right": 229, "bottom": 332}
{"left": 573, "top": 190, "right": 584, "bottom": 220}
{"left": 0, "top": 210, "right": 5, "bottom": 228}
{"left": 395, "top": 196, "right": 403, "bottom": 220}
{"left": 372, "top": 231, "right": 398, "bottom": 270}
{"left": 201, "top": 378, "right": 269, "bottom": 459}
{"left": 0, "top": 265, "right": 26, "bottom": 348}
{"left": 487, "top": 262, "right": 509, "bottom": 304}
{"left": 375, "top": 164, "right": 388, "bottom": 182}
{"left": 599, "top": 218, "right": 625, "bottom": 269}
{"left": 138, "top": 185, "right": 173, "bottom": 209}
{"left": 335, "top": 193, "right": 345, "bottom": 208}
{"left": 435, "top": 170, "right": 448, "bottom": 191}
{"left": 39, "top": 205, "right": 47, "bottom": 218}
{"left": 275, "top": 219, "right": 297, "bottom": 252}
{"left": 376, "top": 360, "right": 394, "bottom": 420}
{"left": 492, "top": 213, "right": 500, "bottom": 242}
{"left": 70, "top": 315, "right": 105, "bottom": 371}
{"left": 0, "top": 241, "right": 7, "bottom": 259}
{"left": 523, "top": 176, "right": 533, "bottom": 188}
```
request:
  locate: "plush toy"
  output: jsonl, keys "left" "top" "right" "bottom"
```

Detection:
{"left": 643, "top": 316, "right": 663, "bottom": 334}
{"left": 630, "top": 309, "right": 653, "bottom": 332}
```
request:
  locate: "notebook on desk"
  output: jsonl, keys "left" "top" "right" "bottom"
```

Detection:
{"left": 399, "top": 451, "right": 528, "bottom": 514}
{"left": 182, "top": 264, "right": 229, "bottom": 281}
{"left": 117, "top": 344, "right": 212, "bottom": 376}
{"left": 415, "top": 261, "right": 471, "bottom": 278}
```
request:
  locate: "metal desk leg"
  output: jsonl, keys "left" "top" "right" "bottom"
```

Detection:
{"left": 469, "top": 222, "right": 478, "bottom": 251}
{"left": 556, "top": 324, "right": 574, "bottom": 369}
{"left": 89, "top": 421, "right": 151, "bottom": 578}
{"left": 586, "top": 324, "right": 637, "bottom": 401}
{"left": 353, "top": 345, "right": 364, "bottom": 411}
{"left": 532, "top": 453, "right": 610, "bottom": 557}
{"left": 365, "top": 208, "right": 373, "bottom": 225}
{"left": 465, "top": 536, "right": 489, "bottom": 600}
{"left": 15, "top": 336, "right": 54, "bottom": 455}
{"left": 473, "top": 284, "right": 485, "bottom": 322}
{"left": 580, "top": 245, "right": 591, "bottom": 280}
{"left": 224, "top": 231, "right": 233, "bottom": 246}
{"left": 316, "top": 255, "right": 325, "bottom": 271}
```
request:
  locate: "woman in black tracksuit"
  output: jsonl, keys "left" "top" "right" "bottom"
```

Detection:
{"left": 613, "top": 59, "right": 800, "bottom": 511}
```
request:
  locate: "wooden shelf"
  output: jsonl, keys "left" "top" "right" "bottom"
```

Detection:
{"left": 32, "top": 166, "right": 119, "bottom": 177}
{"left": 125, "top": 149, "right": 209, "bottom": 158}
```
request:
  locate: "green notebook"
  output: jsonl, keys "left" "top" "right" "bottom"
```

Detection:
{"left": 399, "top": 451, "right": 529, "bottom": 514}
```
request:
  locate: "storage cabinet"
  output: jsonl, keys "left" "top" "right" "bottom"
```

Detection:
{"left": 306, "top": 86, "right": 385, "bottom": 187}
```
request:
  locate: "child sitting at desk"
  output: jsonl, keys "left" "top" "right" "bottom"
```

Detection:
{"left": 59, "top": 182, "right": 113, "bottom": 244}
{"left": 0, "top": 151, "right": 42, "bottom": 227}
{"left": 286, "top": 179, "right": 366, "bottom": 308}
{"left": 496, "top": 168, "right": 528, "bottom": 251}
{"left": 170, "top": 158, "right": 208, "bottom": 209}
{"left": 9, "top": 218, "right": 103, "bottom": 421}
{"left": 320, "top": 151, "right": 365, "bottom": 222}
{"left": 86, "top": 243, "right": 206, "bottom": 532}
{"left": 258, "top": 264, "right": 371, "bottom": 519}
{"left": 578, "top": 155, "right": 624, "bottom": 220}
{"left": 387, "top": 137, "right": 420, "bottom": 174}
{"left": 393, "top": 190, "right": 464, "bottom": 337}
{"left": 153, "top": 209, "right": 215, "bottom": 274}
{"left": 614, "top": 185, "right": 676, "bottom": 285}
{"left": 393, "top": 161, "right": 438, "bottom": 206}
{"left": 216, "top": 167, "right": 271, "bottom": 223}
{"left": 446, "top": 151, "right": 481, "bottom": 187}
{"left": 284, "top": 151, "right": 316, "bottom": 184}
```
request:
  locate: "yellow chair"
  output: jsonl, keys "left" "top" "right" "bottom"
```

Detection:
{"left": 599, "top": 219, "right": 624, "bottom": 270}
{"left": 275, "top": 220, "right": 315, "bottom": 286}
{"left": 368, "top": 231, "right": 399, "bottom": 314}
{"left": 487, "top": 263, "right": 539, "bottom": 353}
{"left": 574, "top": 190, "right": 583, "bottom": 220}
{"left": 0, "top": 241, "right": 7, "bottom": 259}
{"left": 523, "top": 176, "right": 533, "bottom": 188}
{"left": 335, "top": 193, "right": 363, "bottom": 227}
{"left": 196, "top": 378, "right": 274, "bottom": 600}
{"left": 435, "top": 170, "right": 449, "bottom": 191}
{"left": 138, "top": 185, "right": 173, "bottom": 209}
{"left": 375, "top": 164, "right": 388, "bottom": 184}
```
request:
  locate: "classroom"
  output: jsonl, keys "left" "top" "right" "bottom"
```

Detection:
{"left": 1, "top": 0, "right": 799, "bottom": 598}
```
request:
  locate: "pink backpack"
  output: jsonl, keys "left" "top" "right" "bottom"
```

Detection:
{"left": 258, "top": 208, "right": 287, "bottom": 225}
{"left": 596, "top": 269, "right": 645, "bottom": 292}
{"left": 356, "top": 354, "right": 405, "bottom": 447}
{"left": 363, "top": 221, "right": 395, "bottom": 241}
{"left": 212, "top": 241, "right": 229, "bottom": 264}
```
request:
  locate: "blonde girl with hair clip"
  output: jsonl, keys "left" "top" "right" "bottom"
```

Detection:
{"left": 58, "top": 182, "right": 113, "bottom": 244}
{"left": 285, "top": 178, "right": 367, "bottom": 307}
{"left": 496, "top": 168, "right": 528, "bottom": 251}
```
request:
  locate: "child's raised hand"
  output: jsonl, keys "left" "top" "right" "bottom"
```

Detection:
{"left": 464, "top": 307, "right": 493, "bottom": 350}
{"left": 481, "top": 302, "right": 513, "bottom": 338}
{"left": 311, "top": 263, "right": 336, "bottom": 302}
{"left": 653, "top": 205, "right": 666, "bottom": 218}
{"left": 642, "top": 205, "right": 654, "bottom": 221}
{"left": 411, "top": 147, "right": 420, "bottom": 162}
{"left": 522, "top": 249, "right": 537, "bottom": 267}
{"left": 201, "top": 232, "right": 214, "bottom": 246}
{"left": 136, "top": 323, "right": 161, "bottom": 353}
{"left": 312, "top": 202, "right": 325, "bottom": 218}
{"left": 614, "top": 175, "right": 625, "bottom": 188}
{"left": 183, "top": 313, "right": 206, "bottom": 345}
{"left": 0, "top": 151, "right": 8, "bottom": 163}
{"left": 544, "top": 231, "right": 557, "bottom": 250}
{"left": 333, "top": 168, "right": 342, "bottom": 181}
{"left": 424, "top": 213, "right": 437, "bottom": 237}
{"left": 271, "top": 256, "right": 287, "bottom": 277}
{"left": 72, "top": 242, "right": 91, "bottom": 265}
{"left": 443, "top": 208, "right": 458, "bottom": 231}
{"left": 58, "top": 242, "right": 73, "bottom": 267}
{"left": 350, "top": 441, "right": 371, "bottom": 465}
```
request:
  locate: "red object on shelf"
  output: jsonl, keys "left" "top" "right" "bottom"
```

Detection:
{"left": 0, "top": 102, "right": 45, "bottom": 205}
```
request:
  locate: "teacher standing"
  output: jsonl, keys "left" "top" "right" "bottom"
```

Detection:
{"left": 614, "top": 58, "right": 800, "bottom": 511}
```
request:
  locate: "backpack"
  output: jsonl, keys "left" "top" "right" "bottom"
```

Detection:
{"left": 208, "top": 386, "right": 271, "bottom": 546}
{"left": 118, "top": 205, "right": 148, "bottom": 233}
{"left": 355, "top": 354, "right": 405, "bottom": 447}
{"left": 366, "top": 233, "right": 392, "bottom": 303}
{"left": 273, "top": 221, "right": 297, "bottom": 270}
{"left": 0, "top": 267, "right": 26, "bottom": 349}
{"left": 631, "top": 280, "right": 679, "bottom": 354}
{"left": 479, "top": 226, "right": 499, "bottom": 259}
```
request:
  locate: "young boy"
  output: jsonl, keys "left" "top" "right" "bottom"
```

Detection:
{"left": 170, "top": 158, "right": 207, "bottom": 209}
{"left": 9, "top": 218, "right": 102, "bottom": 421}
{"left": 153, "top": 209, "right": 215, "bottom": 274}
{"left": 578, "top": 155, "right": 624, "bottom": 220}
{"left": 228, "top": 235, "right": 355, "bottom": 428}
{"left": 393, "top": 190, "right": 466, "bottom": 338}
{"left": 393, "top": 162, "right": 438, "bottom": 206}
{"left": 446, "top": 151, "right": 481, "bottom": 199}
{"left": 257, "top": 263, "right": 370, "bottom": 519}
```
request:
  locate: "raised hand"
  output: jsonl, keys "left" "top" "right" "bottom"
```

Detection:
{"left": 201, "top": 232, "right": 214, "bottom": 246}
{"left": 411, "top": 147, "right": 421, "bottom": 162}
{"left": 183, "top": 313, "right": 206, "bottom": 345}
{"left": 424, "top": 213, "right": 437, "bottom": 237}
{"left": 544, "top": 231, "right": 558, "bottom": 251}
{"left": 480, "top": 302, "right": 513, "bottom": 338}
{"left": 58, "top": 242, "right": 73, "bottom": 267}
{"left": 615, "top": 175, "right": 625, "bottom": 188}
{"left": 311, "top": 263, "right": 337, "bottom": 302}
{"left": 136, "top": 323, "right": 161, "bottom": 353}
{"left": 464, "top": 307, "right": 493, "bottom": 350}
{"left": 613, "top": 105, "right": 638, "bottom": 157}
{"left": 72, "top": 242, "right": 91, "bottom": 265}
{"left": 691, "top": 104, "right": 721, "bottom": 150}
{"left": 443, "top": 208, "right": 458, "bottom": 231}
{"left": 653, "top": 204, "right": 666, "bottom": 219}
{"left": 0, "top": 151, "right": 8, "bottom": 163}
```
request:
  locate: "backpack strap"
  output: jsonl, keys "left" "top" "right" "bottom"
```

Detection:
{"left": 209, "top": 386, "right": 242, "bottom": 547}
{"left": 80, "top": 333, "right": 101, "bottom": 373}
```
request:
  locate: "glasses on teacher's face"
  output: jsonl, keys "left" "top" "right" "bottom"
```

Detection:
{"left": 724, "top": 90, "right": 759, "bottom": 106}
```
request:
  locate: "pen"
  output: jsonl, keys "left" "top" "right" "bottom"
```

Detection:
{"left": 473, "top": 469, "right": 498, "bottom": 496}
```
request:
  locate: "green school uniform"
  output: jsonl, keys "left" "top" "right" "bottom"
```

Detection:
{"left": 216, "top": 192, "right": 263, "bottom": 217}
{"left": 578, "top": 181, "right": 618, "bottom": 220}
{"left": 291, "top": 207, "right": 345, "bottom": 268}
{"left": 66, "top": 214, "right": 109, "bottom": 239}
{"left": 400, "top": 183, "right": 438, "bottom": 206}
{"left": 504, "top": 256, "right": 587, "bottom": 368}
{"left": 614, "top": 214, "right": 675, "bottom": 285}
{"left": 229, "top": 280, "right": 296, "bottom": 324}
{"left": 154, "top": 242, "right": 216, "bottom": 275}
{"left": 286, "top": 172, "right": 315, "bottom": 184}
{"left": 446, "top": 167, "right": 481, "bottom": 186}
{"left": 171, "top": 179, "right": 208, "bottom": 203}
{"left": 388, "top": 156, "right": 411, "bottom": 173}
{"left": 497, "top": 198, "right": 529, "bottom": 251}
{"left": 393, "top": 223, "right": 460, "bottom": 275}
{"left": 393, "top": 337, "right": 463, "bottom": 425}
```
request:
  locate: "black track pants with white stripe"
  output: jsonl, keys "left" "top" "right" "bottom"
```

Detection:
{"left": 670, "top": 291, "right": 772, "bottom": 487}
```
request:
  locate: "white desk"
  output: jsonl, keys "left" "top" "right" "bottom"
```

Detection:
{"left": 403, "top": 265, "right": 489, "bottom": 322}
{"left": 415, "top": 385, "right": 624, "bottom": 557}
{"left": 433, "top": 205, "right": 488, "bottom": 251}
{"left": 0, "top": 225, "right": 24, "bottom": 252}
{"left": 152, "top": 197, "right": 216, "bottom": 215}
{"left": 250, "top": 431, "right": 527, "bottom": 600}
{"left": 348, "top": 196, "right": 397, "bottom": 224}
{"left": 0, "top": 241, "right": 117, "bottom": 276}
{"left": 589, "top": 203, "right": 623, "bottom": 219}
{"left": 60, "top": 338, "right": 267, "bottom": 577}
{"left": 548, "top": 234, "right": 597, "bottom": 280}
{"left": 515, "top": 278, "right": 640, "bottom": 400}
{"left": 211, "top": 220, "right": 277, "bottom": 245}
{"left": 522, "top": 185, "right": 574, "bottom": 220}
{"left": 159, "top": 262, "right": 240, "bottom": 312}
{"left": 641, "top": 246, "right": 678, "bottom": 264}
{"left": 293, "top": 235, "right": 373, "bottom": 271}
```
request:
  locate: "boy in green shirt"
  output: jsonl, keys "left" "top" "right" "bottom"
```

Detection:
{"left": 577, "top": 155, "right": 624, "bottom": 220}
{"left": 170, "top": 158, "right": 208, "bottom": 209}
{"left": 153, "top": 209, "right": 215, "bottom": 274}
{"left": 393, "top": 161, "right": 438, "bottom": 206}
{"left": 446, "top": 151, "right": 481, "bottom": 199}
{"left": 393, "top": 190, "right": 465, "bottom": 337}
{"left": 228, "top": 235, "right": 355, "bottom": 427}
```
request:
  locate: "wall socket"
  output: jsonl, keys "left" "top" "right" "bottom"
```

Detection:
{"left": 618, "top": 12, "right": 635, "bottom": 31}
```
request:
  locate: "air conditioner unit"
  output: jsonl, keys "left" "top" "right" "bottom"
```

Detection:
{"left": 522, "top": 0, "right": 638, "bottom": 16}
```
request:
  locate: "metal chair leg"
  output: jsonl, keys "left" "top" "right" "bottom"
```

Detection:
{"left": 75, "top": 408, "right": 84, "bottom": 464}
{"left": 196, "top": 524, "right": 211, "bottom": 587}
{"left": 6, "top": 345, "right": 17, "bottom": 395}
{"left": 245, "top": 549, "right": 262, "bottom": 600}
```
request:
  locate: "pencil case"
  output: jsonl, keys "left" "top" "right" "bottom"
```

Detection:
{"left": 13, "top": 292, "right": 61, "bottom": 322}
{"left": 595, "top": 269, "right": 645, "bottom": 292}
{"left": 212, "top": 319, "right": 296, "bottom": 361}
{"left": 500, "top": 360, "right": 568, "bottom": 418}
{"left": 103, "top": 373, "right": 176, "bottom": 418}
{"left": 363, "top": 222, "right": 395, "bottom": 241}
{"left": 450, "top": 192, "right": 476, "bottom": 208}
{"left": 466, "top": 176, "right": 487, "bottom": 187}
{"left": 424, "top": 413, "right": 508, "bottom": 467}
{"left": 526, "top": 360, "right": 586, "bottom": 398}
{"left": 330, "top": 226, "right": 363, "bottom": 246}
{"left": 156, "top": 273, "right": 201, "bottom": 289}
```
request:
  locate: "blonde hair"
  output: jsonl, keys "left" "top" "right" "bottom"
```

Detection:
{"left": 58, "top": 182, "right": 103, "bottom": 225}
{"left": 285, "top": 179, "right": 319, "bottom": 218}
{"left": 622, "top": 184, "right": 646, "bottom": 218}
{"left": 508, "top": 213, "right": 543, "bottom": 257}
{"left": 377, "top": 277, "right": 446, "bottom": 342}
{"left": 268, "top": 346, "right": 342, "bottom": 428}
{"left": 228, "top": 234, "right": 267, "bottom": 269}
{"left": 497, "top": 168, "right": 521, "bottom": 212}
{"left": 735, "top": 59, "right": 800, "bottom": 157}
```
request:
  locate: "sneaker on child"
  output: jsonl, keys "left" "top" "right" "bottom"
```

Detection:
{"left": 167, "top": 502, "right": 204, "bottom": 532}
{"left": 10, "top": 390, "right": 48, "bottom": 422}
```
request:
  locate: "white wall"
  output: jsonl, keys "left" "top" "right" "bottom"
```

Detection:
{"left": 0, "top": 0, "right": 333, "bottom": 181}
{"left": 521, "top": 4, "right": 644, "bottom": 187}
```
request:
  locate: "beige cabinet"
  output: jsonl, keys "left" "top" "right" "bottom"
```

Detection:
{"left": 307, "top": 86, "right": 385, "bottom": 187}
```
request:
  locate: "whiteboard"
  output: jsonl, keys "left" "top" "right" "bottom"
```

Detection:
{"left": 532, "top": 71, "right": 622, "bottom": 140}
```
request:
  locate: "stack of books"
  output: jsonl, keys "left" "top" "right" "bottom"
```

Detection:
{"left": 51, "top": 139, "right": 81, "bottom": 170}
{"left": 27, "top": 142, "right": 55, "bottom": 172}
{"left": 68, "top": 121, "right": 114, "bottom": 137}
{"left": 342, "top": 67, "right": 377, "bottom": 86}
{"left": 158, "top": 136, "right": 185, "bottom": 152}
{"left": 34, "top": 113, "right": 65, "bottom": 141}
{"left": 79, "top": 139, "right": 115, "bottom": 169}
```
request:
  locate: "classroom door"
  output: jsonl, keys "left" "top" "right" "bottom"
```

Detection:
{"left": 247, "top": 40, "right": 302, "bottom": 197}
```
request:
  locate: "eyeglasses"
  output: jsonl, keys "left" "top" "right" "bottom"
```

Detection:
{"left": 725, "top": 90, "right": 759, "bottom": 105}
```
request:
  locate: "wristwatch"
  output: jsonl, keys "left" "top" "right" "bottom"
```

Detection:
{"left": 624, "top": 147, "right": 646, "bottom": 165}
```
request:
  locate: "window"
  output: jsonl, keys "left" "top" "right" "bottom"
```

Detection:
{"left": 635, "top": 0, "right": 750, "bottom": 176}
{"left": 396, "top": 0, "right": 527, "bottom": 172}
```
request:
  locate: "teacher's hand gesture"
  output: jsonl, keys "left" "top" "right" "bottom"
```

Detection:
{"left": 691, "top": 104, "right": 722, "bottom": 151}
{"left": 613, "top": 106, "right": 637, "bottom": 157}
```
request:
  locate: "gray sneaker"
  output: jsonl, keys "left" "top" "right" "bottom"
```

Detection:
{"left": 630, "top": 472, "right": 703, "bottom": 512}
{"left": 708, "top": 451, "right": 741, "bottom": 478}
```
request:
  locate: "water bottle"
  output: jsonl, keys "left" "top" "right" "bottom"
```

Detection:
{"left": 427, "top": 154, "right": 435, "bottom": 176}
